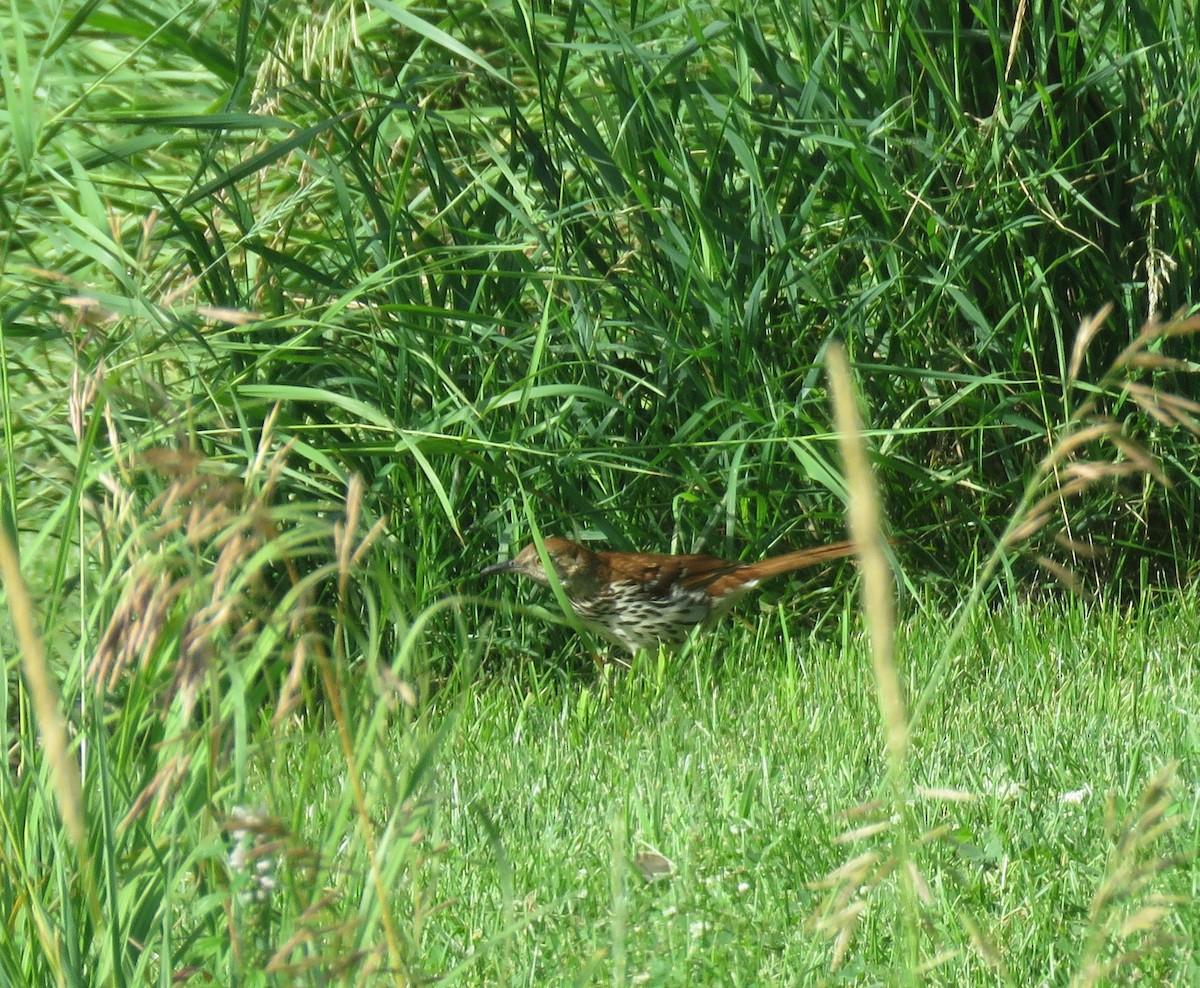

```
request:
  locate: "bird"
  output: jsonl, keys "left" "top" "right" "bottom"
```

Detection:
{"left": 480, "top": 536, "right": 857, "bottom": 653}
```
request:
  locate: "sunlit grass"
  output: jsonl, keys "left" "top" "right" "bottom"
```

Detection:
{"left": 420, "top": 599, "right": 1198, "bottom": 984}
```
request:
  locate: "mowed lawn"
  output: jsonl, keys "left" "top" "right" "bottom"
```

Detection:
{"left": 320, "top": 598, "right": 1200, "bottom": 984}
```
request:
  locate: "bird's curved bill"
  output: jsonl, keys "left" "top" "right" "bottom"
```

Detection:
{"left": 479, "top": 559, "right": 516, "bottom": 577}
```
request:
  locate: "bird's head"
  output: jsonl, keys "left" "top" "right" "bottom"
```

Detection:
{"left": 480, "top": 537, "right": 599, "bottom": 593}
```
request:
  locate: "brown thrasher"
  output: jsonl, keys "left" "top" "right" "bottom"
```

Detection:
{"left": 481, "top": 536, "right": 857, "bottom": 653}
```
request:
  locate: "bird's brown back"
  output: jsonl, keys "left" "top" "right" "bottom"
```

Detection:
{"left": 595, "top": 540, "right": 856, "bottom": 599}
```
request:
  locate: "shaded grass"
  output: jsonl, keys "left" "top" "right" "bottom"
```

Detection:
{"left": 6, "top": 0, "right": 1199, "bottom": 597}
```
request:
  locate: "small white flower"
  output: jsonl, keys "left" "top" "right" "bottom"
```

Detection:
{"left": 1059, "top": 784, "right": 1092, "bottom": 805}
{"left": 985, "top": 780, "right": 1024, "bottom": 801}
{"left": 227, "top": 806, "right": 277, "bottom": 905}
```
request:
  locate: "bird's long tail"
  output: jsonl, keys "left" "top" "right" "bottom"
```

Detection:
{"left": 741, "top": 540, "right": 859, "bottom": 581}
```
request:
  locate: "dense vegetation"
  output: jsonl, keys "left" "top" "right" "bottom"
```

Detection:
{"left": 2, "top": 0, "right": 1197, "bottom": 983}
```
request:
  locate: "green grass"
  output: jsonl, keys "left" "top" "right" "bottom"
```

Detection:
{"left": 251, "top": 598, "right": 1200, "bottom": 985}
{"left": 3, "top": 0, "right": 1200, "bottom": 983}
